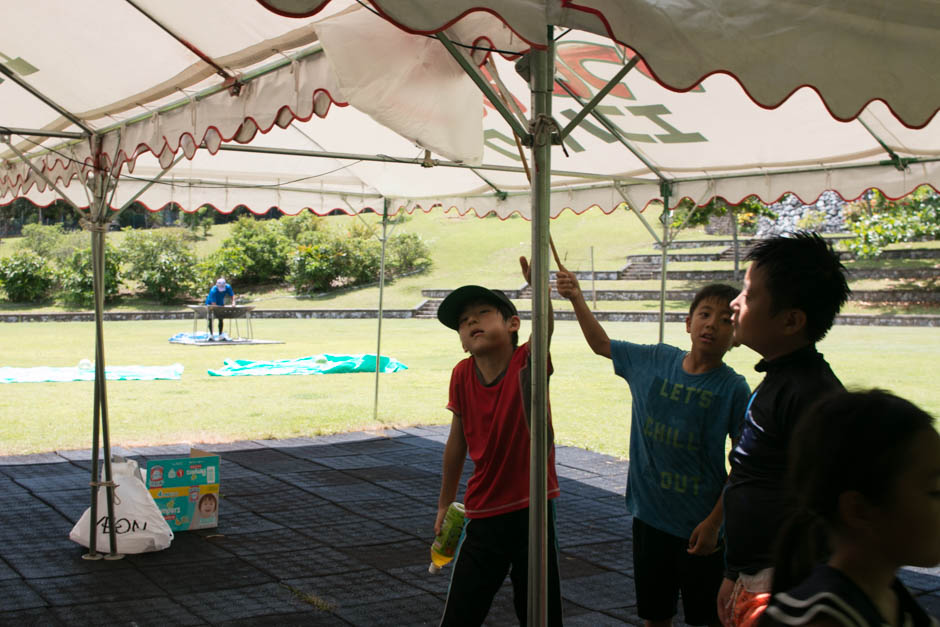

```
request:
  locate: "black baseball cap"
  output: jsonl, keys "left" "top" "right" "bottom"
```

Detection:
{"left": 437, "top": 285, "right": 518, "bottom": 330}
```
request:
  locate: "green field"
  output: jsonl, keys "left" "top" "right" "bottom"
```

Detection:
{"left": 0, "top": 318, "right": 936, "bottom": 456}
{"left": 0, "top": 210, "right": 936, "bottom": 456}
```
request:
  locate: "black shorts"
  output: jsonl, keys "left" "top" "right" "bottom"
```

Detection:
{"left": 632, "top": 517, "right": 724, "bottom": 625}
{"left": 440, "top": 504, "right": 563, "bottom": 627}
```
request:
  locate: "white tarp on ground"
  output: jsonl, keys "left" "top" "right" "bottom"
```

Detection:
{"left": 2, "top": 1, "right": 939, "bottom": 219}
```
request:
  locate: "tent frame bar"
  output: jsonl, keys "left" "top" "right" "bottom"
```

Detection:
{"left": 558, "top": 56, "right": 640, "bottom": 141}
{"left": 435, "top": 33, "right": 531, "bottom": 142}
{"left": 0, "top": 66, "right": 94, "bottom": 135}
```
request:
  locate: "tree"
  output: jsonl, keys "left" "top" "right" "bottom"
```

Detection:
{"left": 844, "top": 186, "right": 940, "bottom": 258}
{"left": 669, "top": 196, "right": 776, "bottom": 235}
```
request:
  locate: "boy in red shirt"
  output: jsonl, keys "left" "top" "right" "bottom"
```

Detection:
{"left": 434, "top": 257, "right": 562, "bottom": 626}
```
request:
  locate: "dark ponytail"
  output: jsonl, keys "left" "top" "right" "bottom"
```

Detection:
{"left": 770, "top": 389, "right": 934, "bottom": 593}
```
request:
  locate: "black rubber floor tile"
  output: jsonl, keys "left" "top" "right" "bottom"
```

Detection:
{"left": 3, "top": 544, "right": 138, "bottom": 578}
{"left": 0, "top": 477, "right": 30, "bottom": 496}
{"left": 312, "top": 455, "right": 389, "bottom": 470}
{"left": 0, "top": 453, "right": 65, "bottom": 468}
{"left": 558, "top": 477, "right": 622, "bottom": 499}
{"left": 0, "top": 558, "right": 20, "bottom": 581}
{"left": 373, "top": 448, "right": 443, "bottom": 467}
{"left": 34, "top": 488, "right": 92, "bottom": 521}
{"left": 391, "top": 434, "right": 448, "bottom": 449}
{"left": 383, "top": 511, "right": 437, "bottom": 542}
{"left": 5, "top": 517, "right": 76, "bottom": 550}
{"left": 332, "top": 438, "right": 414, "bottom": 455}
{"left": 241, "top": 545, "right": 370, "bottom": 579}
{"left": 285, "top": 568, "right": 423, "bottom": 607}
{"left": 127, "top": 443, "right": 194, "bottom": 457}
{"left": 556, "top": 447, "right": 627, "bottom": 476}
{"left": 3, "top": 462, "right": 82, "bottom": 478}
{"left": 52, "top": 596, "right": 203, "bottom": 626}
{"left": 602, "top": 605, "right": 643, "bottom": 624}
{"left": 220, "top": 449, "right": 322, "bottom": 474}
{"left": 337, "top": 538, "right": 428, "bottom": 569}
{"left": 580, "top": 473, "right": 629, "bottom": 494}
{"left": 0, "top": 607, "right": 61, "bottom": 625}
{"left": 563, "top": 610, "right": 633, "bottom": 626}
{"left": 556, "top": 517, "right": 631, "bottom": 549}
{"left": 222, "top": 474, "right": 292, "bottom": 496}
{"left": 259, "top": 502, "right": 359, "bottom": 530}
{"left": 29, "top": 569, "right": 166, "bottom": 605}
{"left": 195, "top": 440, "right": 266, "bottom": 453}
{"left": 216, "top": 609, "right": 347, "bottom": 626}
{"left": 347, "top": 494, "right": 435, "bottom": 522}
{"left": 214, "top": 510, "right": 284, "bottom": 535}
{"left": 277, "top": 443, "right": 357, "bottom": 460}
{"left": 562, "top": 571, "right": 636, "bottom": 611}
{"left": 218, "top": 459, "right": 262, "bottom": 479}
{"left": 332, "top": 590, "right": 443, "bottom": 626}
{"left": 224, "top": 486, "right": 327, "bottom": 513}
{"left": 303, "top": 518, "right": 412, "bottom": 548}
{"left": 559, "top": 553, "right": 611, "bottom": 580}
{"left": 481, "top": 582, "right": 520, "bottom": 626}
{"left": 306, "top": 481, "right": 397, "bottom": 503}
{"left": 379, "top": 477, "right": 449, "bottom": 501}
{"left": 207, "top": 528, "right": 321, "bottom": 557}
{"left": 345, "top": 464, "right": 434, "bottom": 482}
{"left": 315, "top": 431, "right": 388, "bottom": 445}
{"left": 565, "top": 538, "right": 634, "bottom": 575}
{"left": 555, "top": 495, "right": 627, "bottom": 523}
{"left": 14, "top": 475, "right": 88, "bottom": 493}
{"left": 386, "top": 563, "right": 451, "bottom": 597}
{"left": 125, "top": 531, "right": 235, "bottom": 566}
{"left": 277, "top": 469, "right": 361, "bottom": 490}
{"left": 255, "top": 437, "right": 321, "bottom": 449}
{"left": 0, "top": 578, "right": 48, "bottom": 610}
{"left": 140, "top": 556, "right": 274, "bottom": 595}
{"left": 174, "top": 581, "right": 312, "bottom": 623}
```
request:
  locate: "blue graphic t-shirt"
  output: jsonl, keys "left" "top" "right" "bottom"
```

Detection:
{"left": 611, "top": 341, "right": 750, "bottom": 539}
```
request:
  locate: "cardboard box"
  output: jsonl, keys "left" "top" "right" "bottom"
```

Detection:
{"left": 146, "top": 449, "right": 220, "bottom": 531}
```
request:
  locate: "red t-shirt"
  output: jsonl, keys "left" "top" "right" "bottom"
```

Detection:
{"left": 447, "top": 342, "right": 560, "bottom": 519}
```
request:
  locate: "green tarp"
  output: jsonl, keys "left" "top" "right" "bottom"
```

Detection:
{"left": 207, "top": 354, "right": 408, "bottom": 377}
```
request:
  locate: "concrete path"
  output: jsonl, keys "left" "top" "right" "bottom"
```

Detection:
{"left": 1, "top": 427, "right": 937, "bottom": 625}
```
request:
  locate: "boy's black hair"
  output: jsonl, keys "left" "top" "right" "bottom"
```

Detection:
{"left": 688, "top": 283, "right": 739, "bottom": 316}
{"left": 746, "top": 231, "right": 850, "bottom": 343}
{"left": 771, "top": 389, "right": 934, "bottom": 592}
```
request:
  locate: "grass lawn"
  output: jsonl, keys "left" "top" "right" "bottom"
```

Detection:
{"left": 0, "top": 318, "right": 936, "bottom": 457}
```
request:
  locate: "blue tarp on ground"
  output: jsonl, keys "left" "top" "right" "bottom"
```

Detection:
{"left": 0, "top": 363, "right": 184, "bottom": 383}
{"left": 207, "top": 354, "right": 408, "bottom": 377}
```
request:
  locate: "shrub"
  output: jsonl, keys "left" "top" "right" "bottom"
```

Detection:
{"left": 204, "top": 217, "right": 290, "bottom": 285}
{"left": 287, "top": 231, "right": 346, "bottom": 293}
{"left": 278, "top": 212, "right": 323, "bottom": 242}
{"left": 119, "top": 229, "right": 200, "bottom": 303}
{"left": 59, "top": 244, "right": 121, "bottom": 308}
{"left": 20, "top": 223, "right": 65, "bottom": 258}
{"left": 387, "top": 232, "right": 432, "bottom": 275}
{"left": 847, "top": 187, "right": 940, "bottom": 258}
{"left": 0, "top": 250, "right": 56, "bottom": 302}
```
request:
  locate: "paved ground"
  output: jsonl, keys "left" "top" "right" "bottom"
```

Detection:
{"left": 1, "top": 426, "right": 937, "bottom": 625}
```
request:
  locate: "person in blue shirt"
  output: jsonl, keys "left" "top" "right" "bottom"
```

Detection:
{"left": 204, "top": 277, "right": 235, "bottom": 337}
{"left": 557, "top": 268, "right": 750, "bottom": 627}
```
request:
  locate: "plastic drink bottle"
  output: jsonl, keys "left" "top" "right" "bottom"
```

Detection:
{"left": 429, "top": 502, "right": 465, "bottom": 574}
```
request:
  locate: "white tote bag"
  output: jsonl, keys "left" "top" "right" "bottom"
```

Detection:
{"left": 69, "top": 458, "right": 173, "bottom": 553}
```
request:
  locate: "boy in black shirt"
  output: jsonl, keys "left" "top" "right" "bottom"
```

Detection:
{"left": 717, "top": 232, "right": 850, "bottom": 626}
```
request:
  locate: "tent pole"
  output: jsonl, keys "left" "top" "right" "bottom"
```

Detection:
{"left": 527, "top": 27, "right": 554, "bottom": 627}
{"left": 373, "top": 198, "right": 389, "bottom": 423}
{"left": 731, "top": 203, "right": 740, "bottom": 282}
{"left": 658, "top": 184, "right": 671, "bottom": 343}
{"left": 84, "top": 166, "right": 122, "bottom": 560}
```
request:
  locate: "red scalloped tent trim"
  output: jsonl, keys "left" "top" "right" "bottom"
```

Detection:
{"left": 7, "top": 184, "right": 936, "bottom": 222}
{"left": 1, "top": 88, "right": 349, "bottom": 191}
{"left": 257, "top": 0, "right": 940, "bottom": 130}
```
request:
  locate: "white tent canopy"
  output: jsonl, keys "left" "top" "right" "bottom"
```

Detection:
{"left": 3, "top": 1, "right": 939, "bottom": 217}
